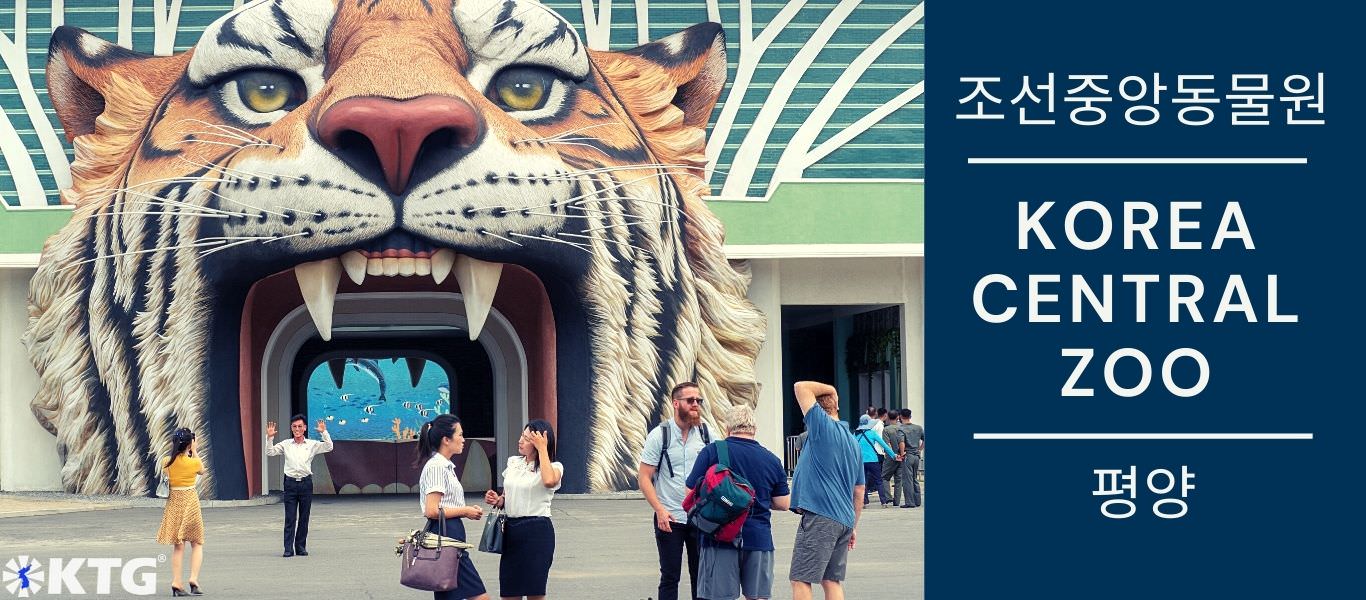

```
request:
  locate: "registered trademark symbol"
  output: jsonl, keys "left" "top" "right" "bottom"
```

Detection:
{"left": 157, "top": 554, "right": 167, "bottom": 563}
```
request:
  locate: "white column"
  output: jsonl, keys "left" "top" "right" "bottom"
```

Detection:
{"left": 0, "top": 268, "right": 62, "bottom": 491}
{"left": 745, "top": 259, "right": 784, "bottom": 454}
{"left": 901, "top": 257, "right": 925, "bottom": 427}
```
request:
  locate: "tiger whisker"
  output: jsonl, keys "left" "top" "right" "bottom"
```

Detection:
{"left": 64, "top": 238, "right": 235, "bottom": 269}
{"left": 572, "top": 195, "right": 680, "bottom": 213}
{"left": 547, "top": 122, "right": 631, "bottom": 139}
{"left": 262, "top": 231, "right": 312, "bottom": 244}
{"left": 542, "top": 140, "right": 603, "bottom": 151}
{"left": 514, "top": 123, "right": 630, "bottom": 144}
{"left": 175, "top": 118, "right": 270, "bottom": 144}
{"left": 181, "top": 156, "right": 306, "bottom": 184}
{"left": 84, "top": 211, "right": 233, "bottom": 220}
{"left": 558, "top": 232, "right": 656, "bottom": 256}
{"left": 95, "top": 189, "right": 251, "bottom": 219}
{"left": 92, "top": 177, "right": 237, "bottom": 201}
{"left": 172, "top": 139, "right": 282, "bottom": 151}
{"left": 549, "top": 164, "right": 728, "bottom": 178}
{"left": 479, "top": 230, "right": 524, "bottom": 247}
{"left": 177, "top": 157, "right": 278, "bottom": 183}
{"left": 196, "top": 232, "right": 306, "bottom": 258}
{"left": 579, "top": 219, "right": 670, "bottom": 233}
{"left": 507, "top": 232, "right": 601, "bottom": 258}
{"left": 197, "top": 237, "right": 268, "bottom": 257}
{"left": 562, "top": 174, "right": 681, "bottom": 204}
{"left": 181, "top": 130, "right": 260, "bottom": 145}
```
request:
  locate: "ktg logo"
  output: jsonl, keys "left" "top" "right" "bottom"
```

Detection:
{"left": 3, "top": 555, "right": 163, "bottom": 597}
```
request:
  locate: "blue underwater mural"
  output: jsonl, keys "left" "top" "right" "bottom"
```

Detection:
{"left": 306, "top": 358, "right": 452, "bottom": 442}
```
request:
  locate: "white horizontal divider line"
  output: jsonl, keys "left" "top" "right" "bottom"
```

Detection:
{"left": 974, "top": 433, "right": 1313, "bottom": 440}
{"left": 968, "top": 157, "right": 1307, "bottom": 165}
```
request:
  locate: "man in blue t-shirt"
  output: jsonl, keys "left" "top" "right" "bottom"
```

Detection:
{"left": 686, "top": 405, "right": 791, "bottom": 600}
{"left": 788, "top": 381, "right": 864, "bottom": 600}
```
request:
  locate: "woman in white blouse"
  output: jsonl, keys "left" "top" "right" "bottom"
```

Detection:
{"left": 417, "top": 414, "right": 490, "bottom": 600}
{"left": 483, "top": 419, "right": 562, "bottom": 600}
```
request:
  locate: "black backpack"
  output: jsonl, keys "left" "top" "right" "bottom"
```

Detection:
{"left": 655, "top": 421, "right": 712, "bottom": 478}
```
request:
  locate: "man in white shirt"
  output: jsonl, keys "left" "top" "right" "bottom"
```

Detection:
{"left": 265, "top": 415, "right": 333, "bottom": 557}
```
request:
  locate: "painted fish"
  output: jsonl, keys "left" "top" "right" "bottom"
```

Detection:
{"left": 363, "top": 405, "right": 377, "bottom": 415}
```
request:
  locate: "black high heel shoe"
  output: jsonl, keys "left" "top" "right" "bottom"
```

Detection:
{"left": 171, "top": 586, "right": 189, "bottom": 597}
{"left": 189, "top": 582, "right": 204, "bottom": 596}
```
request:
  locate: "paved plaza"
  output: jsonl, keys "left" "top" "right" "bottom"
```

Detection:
{"left": 0, "top": 493, "right": 922, "bottom": 599}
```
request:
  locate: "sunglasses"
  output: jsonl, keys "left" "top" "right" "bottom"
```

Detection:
{"left": 678, "top": 397, "right": 705, "bottom": 405}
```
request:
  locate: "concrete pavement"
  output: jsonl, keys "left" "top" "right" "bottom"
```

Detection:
{"left": 0, "top": 494, "right": 922, "bottom": 599}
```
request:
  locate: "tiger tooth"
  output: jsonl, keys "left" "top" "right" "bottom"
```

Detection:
{"left": 294, "top": 258, "right": 343, "bottom": 341}
{"left": 398, "top": 257, "right": 416, "bottom": 276}
{"left": 366, "top": 257, "right": 384, "bottom": 276}
{"left": 382, "top": 257, "right": 400, "bottom": 276}
{"left": 340, "top": 251, "right": 367, "bottom": 285}
{"left": 454, "top": 255, "right": 503, "bottom": 341}
{"left": 415, "top": 257, "right": 432, "bottom": 276}
{"left": 431, "top": 249, "right": 456, "bottom": 284}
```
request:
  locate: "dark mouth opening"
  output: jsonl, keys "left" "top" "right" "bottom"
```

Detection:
{"left": 201, "top": 235, "right": 595, "bottom": 499}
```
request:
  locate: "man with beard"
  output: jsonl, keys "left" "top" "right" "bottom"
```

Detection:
{"left": 639, "top": 382, "right": 713, "bottom": 600}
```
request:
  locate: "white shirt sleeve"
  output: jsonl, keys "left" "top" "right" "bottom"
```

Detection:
{"left": 315, "top": 430, "right": 334, "bottom": 455}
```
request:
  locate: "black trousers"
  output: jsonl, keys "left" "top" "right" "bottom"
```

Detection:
{"left": 282, "top": 476, "right": 313, "bottom": 552}
{"left": 653, "top": 517, "right": 700, "bottom": 600}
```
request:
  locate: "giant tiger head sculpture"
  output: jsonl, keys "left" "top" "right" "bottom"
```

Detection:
{"left": 24, "top": 0, "right": 764, "bottom": 498}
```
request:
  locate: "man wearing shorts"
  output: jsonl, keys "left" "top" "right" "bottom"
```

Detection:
{"left": 788, "top": 381, "right": 865, "bottom": 600}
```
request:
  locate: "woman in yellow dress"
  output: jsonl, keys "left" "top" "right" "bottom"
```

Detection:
{"left": 156, "top": 428, "right": 207, "bottom": 596}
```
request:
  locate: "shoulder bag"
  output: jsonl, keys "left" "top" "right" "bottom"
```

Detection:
{"left": 397, "top": 509, "right": 469, "bottom": 592}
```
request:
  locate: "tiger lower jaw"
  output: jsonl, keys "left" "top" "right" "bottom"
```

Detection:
{"left": 293, "top": 248, "right": 503, "bottom": 341}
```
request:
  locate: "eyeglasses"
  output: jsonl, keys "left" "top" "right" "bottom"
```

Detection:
{"left": 678, "top": 397, "right": 704, "bottom": 405}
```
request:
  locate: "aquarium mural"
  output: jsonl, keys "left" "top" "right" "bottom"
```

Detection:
{"left": 306, "top": 356, "right": 453, "bottom": 441}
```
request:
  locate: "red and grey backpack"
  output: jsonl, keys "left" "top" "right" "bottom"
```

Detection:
{"left": 683, "top": 440, "right": 756, "bottom": 545}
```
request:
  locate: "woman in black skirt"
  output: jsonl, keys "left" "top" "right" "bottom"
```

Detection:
{"left": 417, "top": 414, "right": 490, "bottom": 600}
{"left": 483, "top": 420, "right": 561, "bottom": 600}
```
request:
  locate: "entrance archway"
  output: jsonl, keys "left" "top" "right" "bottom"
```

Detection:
{"left": 258, "top": 292, "right": 527, "bottom": 493}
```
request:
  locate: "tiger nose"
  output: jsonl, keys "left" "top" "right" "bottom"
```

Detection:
{"left": 316, "top": 95, "right": 483, "bottom": 195}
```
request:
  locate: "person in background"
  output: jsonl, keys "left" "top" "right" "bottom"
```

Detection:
{"left": 686, "top": 405, "right": 790, "bottom": 600}
{"left": 788, "top": 381, "right": 864, "bottom": 600}
{"left": 157, "top": 427, "right": 207, "bottom": 596}
{"left": 484, "top": 420, "right": 563, "bottom": 600}
{"left": 639, "top": 382, "right": 712, "bottom": 600}
{"left": 264, "top": 415, "right": 332, "bottom": 557}
{"left": 854, "top": 415, "right": 897, "bottom": 507}
{"left": 896, "top": 409, "right": 925, "bottom": 508}
{"left": 417, "top": 414, "right": 489, "bottom": 600}
{"left": 878, "top": 409, "right": 901, "bottom": 505}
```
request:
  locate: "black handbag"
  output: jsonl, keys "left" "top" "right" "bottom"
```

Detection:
{"left": 478, "top": 508, "right": 505, "bottom": 554}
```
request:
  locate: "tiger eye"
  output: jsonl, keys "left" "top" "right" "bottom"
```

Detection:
{"left": 234, "top": 71, "right": 301, "bottom": 113}
{"left": 492, "top": 67, "right": 553, "bottom": 112}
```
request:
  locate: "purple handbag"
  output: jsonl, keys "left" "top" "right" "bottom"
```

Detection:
{"left": 399, "top": 511, "right": 464, "bottom": 592}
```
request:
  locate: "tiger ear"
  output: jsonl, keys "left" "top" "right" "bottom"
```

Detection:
{"left": 46, "top": 26, "right": 184, "bottom": 141}
{"left": 596, "top": 22, "right": 728, "bottom": 129}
